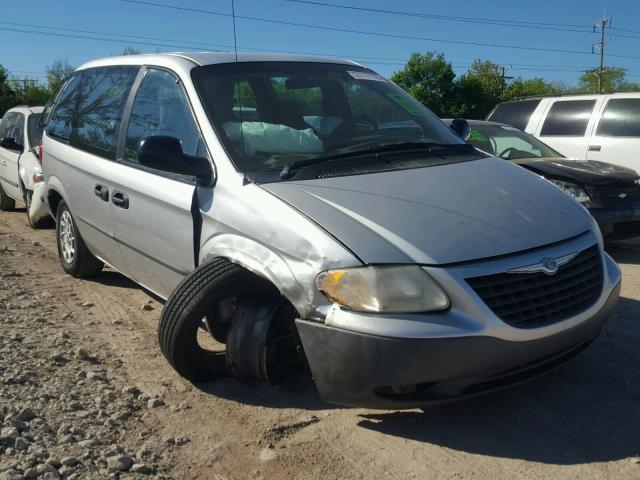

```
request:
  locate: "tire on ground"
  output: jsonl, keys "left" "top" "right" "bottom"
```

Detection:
{"left": 55, "top": 200, "right": 104, "bottom": 277}
{"left": 158, "top": 258, "right": 283, "bottom": 382}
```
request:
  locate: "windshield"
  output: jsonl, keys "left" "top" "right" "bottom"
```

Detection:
{"left": 27, "top": 113, "right": 43, "bottom": 149}
{"left": 192, "top": 62, "right": 465, "bottom": 178}
{"left": 467, "top": 123, "right": 563, "bottom": 160}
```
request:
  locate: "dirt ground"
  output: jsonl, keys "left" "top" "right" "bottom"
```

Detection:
{"left": 1, "top": 207, "right": 639, "bottom": 480}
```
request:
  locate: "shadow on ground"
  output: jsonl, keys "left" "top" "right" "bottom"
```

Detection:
{"left": 84, "top": 270, "right": 141, "bottom": 290}
{"left": 357, "top": 296, "right": 640, "bottom": 465}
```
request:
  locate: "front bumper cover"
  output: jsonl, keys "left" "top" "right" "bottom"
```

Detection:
{"left": 296, "top": 281, "right": 620, "bottom": 409}
{"left": 591, "top": 207, "right": 640, "bottom": 239}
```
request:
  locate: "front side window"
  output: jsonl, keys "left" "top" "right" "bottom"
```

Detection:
{"left": 467, "top": 124, "right": 562, "bottom": 160}
{"left": 73, "top": 66, "right": 138, "bottom": 159}
{"left": 192, "top": 62, "right": 468, "bottom": 181}
{"left": 540, "top": 100, "right": 596, "bottom": 137}
{"left": 125, "top": 68, "right": 201, "bottom": 164}
{"left": 486, "top": 99, "right": 540, "bottom": 131}
{"left": 596, "top": 98, "right": 640, "bottom": 137}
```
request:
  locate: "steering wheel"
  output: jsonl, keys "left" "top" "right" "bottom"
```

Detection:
{"left": 498, "top": 147, "right": 519, "bottom": 159}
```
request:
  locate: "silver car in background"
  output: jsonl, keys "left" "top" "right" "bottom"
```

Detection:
{"left": 42, "top": 52, "right": 620, "bottom": 408}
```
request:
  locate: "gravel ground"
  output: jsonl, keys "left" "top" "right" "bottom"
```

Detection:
{"left": 1, "top": 207, "right": 640, "bottom": 480}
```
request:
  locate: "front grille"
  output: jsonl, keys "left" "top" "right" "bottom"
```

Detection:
{"left": 466, "top": 245, "right": 603, "bottom": 328}
{"left": 588, "top": 185, "right": 640, "bottom": 207}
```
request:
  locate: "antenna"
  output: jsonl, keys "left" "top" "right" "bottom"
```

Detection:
{"left": 231, "top": 0, "right": 247, "bottom": 183}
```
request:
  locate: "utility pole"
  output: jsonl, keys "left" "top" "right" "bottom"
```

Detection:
{"left": 593, "top": 10, "right": 612, "bottom": 94}
{"left": 500, "top": 65, "right": 513, "bottom": 94}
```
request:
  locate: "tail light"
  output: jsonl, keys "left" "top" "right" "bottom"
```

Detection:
{"left": 38, "top": 140, "right": 43, "bottom": 165}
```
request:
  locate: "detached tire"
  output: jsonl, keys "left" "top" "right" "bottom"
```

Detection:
{"left": 0, "top": 183, "right": 15, "bottom": 211}
{"left": 56, "top": 200, "right": 103, "bottom": 277}
{"left": 158, "top": 258, "right": 277, "bottom": 382}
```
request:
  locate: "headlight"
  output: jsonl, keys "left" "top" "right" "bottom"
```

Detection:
{"left": 548, "top": 179, "right": 591, "bottom": 204}
{"left": 316, "top": 266, "right": 449, "bottom": 313}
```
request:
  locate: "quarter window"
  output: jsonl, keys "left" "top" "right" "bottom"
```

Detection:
{"left": 46, "top": 74, "right": 82, "bottom": 142}
{"left": 125, "top": 68, "right": 201, "bottom": 164}
{"left": 596, "top": 98, "right": 640, "bottom": 137}
{"left": 486, "top": 99, "right": 540, "bottom": 131}
{"left": 540, "top": 100, "right": 595, "bottom": 136}
{"left": 73, "top": 66, "right": 138, "bottom": 159}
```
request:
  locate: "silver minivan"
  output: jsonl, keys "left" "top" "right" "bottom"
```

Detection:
{"left": 42, "top": 52, "right": 621, "bottom": 408}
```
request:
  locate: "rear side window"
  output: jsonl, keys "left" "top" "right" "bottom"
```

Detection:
{"left": 124, "top": 68, "right": 201, "bottom": 164}
{"left": 486, "top": 99, "right": 540, "bottom": 131}
{"left": 596, "top": 98, "right": 640, "bottom": 137}
{"left": 46, "top": 75, "right": 82, "bottom": 141}
{"left": 74, "top": 66, "right": 138, "bottom": 159}
{"left": 540, "top": 100, "right": 595, "bottom": 136}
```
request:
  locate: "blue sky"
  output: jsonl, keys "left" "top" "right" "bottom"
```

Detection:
{"left": 2, "top": 0, "right": 640, "bottom": 86}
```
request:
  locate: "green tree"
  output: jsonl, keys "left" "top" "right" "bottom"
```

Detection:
{"left": 10, "top": 78, "right": 51, "bottom": 107}
{"left": 503, "top": 77, "right": 561, "bottom": 100}
{"left": 46, "top": 59, "right": 75, "bottom": 95}
{"left": 0, "top": 65, "right": 17, "bottom": 117}
{"left": 575, "top": 67, "right": 640, "bottom": 93}
{"left": 121, "top": 46, "right": 141, "bottom": 55}
{"left": 452, "top": 60, "right": 505, "bottom": 118}
{"left": 391, "top": 52, "right": 456, "bottom": 117}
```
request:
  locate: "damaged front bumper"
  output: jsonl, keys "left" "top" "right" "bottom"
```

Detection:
{"left": 28, "top": 182, "right": 51, "bottom": 224}
{"left": 296, "top": 234, "right": 621, "bottom": 409}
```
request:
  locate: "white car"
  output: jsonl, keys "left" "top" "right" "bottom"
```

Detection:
{"left": 487, "top": 93, "right": 640, "bottom": 173}
{"left": 0, "top": 105, "right": 51, "bottom": 227}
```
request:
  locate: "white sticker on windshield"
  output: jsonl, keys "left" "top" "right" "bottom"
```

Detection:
{"left": 347, "top": 71, "right": 387, "bottom": 82}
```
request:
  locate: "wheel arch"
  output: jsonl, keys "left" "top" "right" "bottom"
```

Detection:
{"left": 199, "top": 234, "right": 311, "bottom": 317}
{"left": 45, "top": 177, "right": 67, "bottom": 219}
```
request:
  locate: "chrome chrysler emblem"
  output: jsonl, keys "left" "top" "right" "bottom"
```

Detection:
{"left": 619, "top": 193, "right": 628, "bottom": 199}
{"left": 508, "top": 251, "right": 579, "bottom": 275}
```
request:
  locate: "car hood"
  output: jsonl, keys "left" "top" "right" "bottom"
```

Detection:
{"left": 262, "top": 157, "right": 592, "bottom": 265}
{"left": 512, "top": 158, "right": 639, "bottom": 186}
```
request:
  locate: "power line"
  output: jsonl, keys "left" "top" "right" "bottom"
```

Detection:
{"left": 282, "top": 0, "right": 595, "bottom": 33}
{"left": 120, "top": 0, "right": 621, "bottom": 58}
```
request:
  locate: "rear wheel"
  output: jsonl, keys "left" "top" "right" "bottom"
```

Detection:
{"left": 0, "top": 183, "right": 15, "bottom": 211}
{"left": 56, "top": 200, "right": 103, "bottom": 277}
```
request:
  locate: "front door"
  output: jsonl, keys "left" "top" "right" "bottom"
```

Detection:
{"left": 110, "top": 67, "right": 206, "bottom": 298}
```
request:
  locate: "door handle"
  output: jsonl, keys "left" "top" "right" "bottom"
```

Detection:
{"left": 589, "top": 145, "right": 602, "bottom": 152}
{"left": 94, "top": 184, "right": 109, "bottom": 202}
{"left": 112, "top": 191, "right": 129, "bottom": 209}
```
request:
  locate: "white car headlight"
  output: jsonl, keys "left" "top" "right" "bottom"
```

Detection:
{"left": 548, "top": 179, "right": 591, "bottom": 204}
{"left": 316, "top": 266, "right": 450, "bottom": 313}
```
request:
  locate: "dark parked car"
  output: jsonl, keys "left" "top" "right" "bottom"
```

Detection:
{"left": 447, "top": 119, "right": 640, "bottom": 240}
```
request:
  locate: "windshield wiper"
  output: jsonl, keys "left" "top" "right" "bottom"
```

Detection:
{"left": 279, "top": 142, "right": 473, "bottom": 180}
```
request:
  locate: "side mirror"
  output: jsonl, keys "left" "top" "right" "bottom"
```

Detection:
{"left": 449, "top": 118, "right": 471, "bottom": 141}
{"left": 138, "top": 136, "right": 212, "bottom": 185}
{"left": 0, "top": 137, "right": 24, "bottom": 153}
